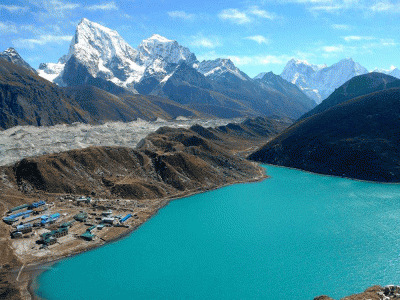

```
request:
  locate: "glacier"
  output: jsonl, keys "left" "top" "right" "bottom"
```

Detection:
{"left": 0, "top": 118, "right": 237, "bottom": 167}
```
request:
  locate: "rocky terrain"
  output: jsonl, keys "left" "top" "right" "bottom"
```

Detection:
{"left": 0, "top": 116, "right": 290, "bottom": 300}
{"left": 315, "top": 285, "right": 400, "bottom": 300}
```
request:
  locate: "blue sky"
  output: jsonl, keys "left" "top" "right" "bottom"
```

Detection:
{"left": 1, "top": 0, "right": 399, "bottom": 77}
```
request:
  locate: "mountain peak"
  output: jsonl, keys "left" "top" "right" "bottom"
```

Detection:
{"left": 79, "top": 18, "right": 89, "bottom": 24}
{"left": 197, "top": 58, "right": 249, "bottom": 81}
{"left": 288, "top": 58, "right": 310, "bottom": 65}
{"left": 0, "top": 47, "right": 37, "bottom": 74}
{"left": 147, "top": 34, "right": 173, "bottom": 43}
{"left": 138, "top": 34, "right": 197, "bottom": 66}
{"left": 281, "top": 57, "right": 369, "bottom": 104}
{"left": 337, "top": 57, "right": 355, "bottom": 64}
{"left": 67, "top": 18, "right": 138, "bottom": 66}
{"left": 260, "top": 71, "right": 277, "bottom": 80}
{"left": 3, "top": 47, "right": 18, "bottom": 55}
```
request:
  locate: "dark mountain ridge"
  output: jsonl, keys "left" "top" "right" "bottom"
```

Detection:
{"left": 0, "top": 58, "right": 91, "bottom": 129}
{"left": 249, "top": 87, "right": 400, "bottom": 182}
{"left": 299, "top": 72, "right": 400, "bottom": 120}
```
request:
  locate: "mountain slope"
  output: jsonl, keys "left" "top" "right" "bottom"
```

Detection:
{"left": 150, "top": 62, "right": 258, "bottom": 118}
{"left": 64, "top": 85, "right": 201, "bottom": 122}
{"left": 0, "top": 48, "right": 204, "bottom": 129}
{"left": 300, "top": 72, "right": 400, "bottom": 120}
{"left": 249, "top": 88, "right": 400, "bottom": 182}
{"left": 37, "top": 19, "right": 316, "bottom": 120}
{"left": 255, "top": 71, "right": 316, "bottom": 111}
{"left": 280, "top": 58, "right": 368, "bottom": 103}
{"left": 0, "top": 59, "right": 91, "bottom": 130}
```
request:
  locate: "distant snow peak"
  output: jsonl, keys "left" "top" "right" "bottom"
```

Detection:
{"left": 138, "top": 34, "right": 197, "bottom": 66}
{"left": 281, "top": 57, "right": 368, "bottom": 103}
{"left": 148, "top": 34, "right": 173, "bottom": 43}
{"left": 197, "top": 58, "right": 248, "bottom": 81}
{"left": 372, "top": 66, "right": 400, "bottom": 79}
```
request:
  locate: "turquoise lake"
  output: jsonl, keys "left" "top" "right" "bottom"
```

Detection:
{"left": 35, "top": 165, "right": 400, "bottom": 300}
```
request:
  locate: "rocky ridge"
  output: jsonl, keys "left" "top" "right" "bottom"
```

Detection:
{"left": 315, "top": 285, "right": 400, "bottom": 300}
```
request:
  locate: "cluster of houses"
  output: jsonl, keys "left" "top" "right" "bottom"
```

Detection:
{"left": 3, "top": 197, "right": 133, "bottom": 247}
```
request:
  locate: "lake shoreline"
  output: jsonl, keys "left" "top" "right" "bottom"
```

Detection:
{"left": 264, "top": 163, "right": 400, "bottom": 185}
{"left": 23, "top": 169, "right": 268, "bottom": 300}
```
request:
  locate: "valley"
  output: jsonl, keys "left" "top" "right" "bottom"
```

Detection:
{"left": 0, "top": 116, "right": 291, "bottom": 300}
{"left": 0, "top": 5, "right": 400, "bottom": 300}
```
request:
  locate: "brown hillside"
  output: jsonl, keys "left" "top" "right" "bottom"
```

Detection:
{"left": 1, "top": 126, "right": 264, "bottom": 200}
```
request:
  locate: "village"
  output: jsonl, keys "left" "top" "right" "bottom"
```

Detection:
{"left": 1, "top": 195, "right": 161, "bottom": 263}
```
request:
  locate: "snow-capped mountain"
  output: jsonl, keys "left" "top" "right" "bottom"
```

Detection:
{"left": 138, "top": 34, "right": 197, "bottom": 66}
{"left": 372, "top": 67, "right": 400, "bottom": 79}
{"left": 38, "top": 18, "right": 197, "bottom": 93}
{"left": 0, "top": 47, "right": 37, "bottom": 74}
{"left": 35, "top": 18, "right": 318, "bottom": 119}
{"left": 197, "top": 58, "right": 250, "bottom": 82}
{"left": 280, "top": 58, "right": 368, "bottom": 103}
{"left": 37, "top": 61, "right": 65, "bottom": 83}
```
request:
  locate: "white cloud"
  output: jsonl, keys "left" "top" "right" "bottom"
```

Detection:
{"left": 13, "top": 35, "right": 72, "bottom": 48}
{"left": 0, "top": 22, "right": 18, "bottom": 34}
{"left": 343, "top": 35, "right": 374, "bottom": 42}
{"left": 380, "top": 38, "right": 397, "bottom": 46}
{"left": 191, "top": 38, "right": 220, "bottom": 48}
{"left": 45, "top": 0, "right": 79, "bottom": 11}
{"left": 190, "top": 35, "right": 221, "bottom": 48}
{"left": 322, "top": 45, "right": 345, "bottom": 53}
{"left": 289, "top": 0, "right": 400, "bottom": 14}
{"left": 218, "top": 8, "right": 251, "bottom": 24}
{"left": 86, "top": 2, "right": 118, "bottom": 11}
{"left": 0, "top": 5, "right": 29, "bottom": 13}
{"left": 245, "top": 35, "right": 270, "bottom": 44}
{"left": 310, "top": 5, "right": 344, "bottom": 12}
{"left": 248, "top": 6, "right": 277, "bottom": 20}
{"left": 370, "top": 2, "right": 393, "bottom": 11}
{"left": 370, "top": 1, "right": 400, "bottom": 12}
{"left": 167, "top": 11, "right": 195, "bottom": 20}
{"left": 218, "top": 6, "right": 279, "bottom": 24}
{"left": 332, "top": 24, "right": 351, "bottom": 30}
{"left": 30, "top": 0, "right": 80, "bottom": 21}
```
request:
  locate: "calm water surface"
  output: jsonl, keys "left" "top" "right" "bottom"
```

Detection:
{"left": 35, "top": 165, "right": 400, "bottom": 299}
